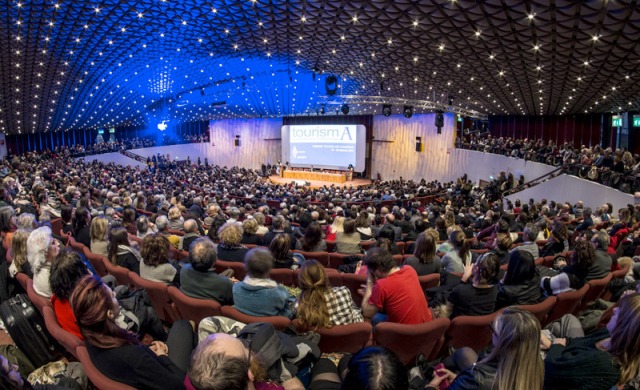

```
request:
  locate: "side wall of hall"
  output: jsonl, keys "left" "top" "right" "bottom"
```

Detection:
{"left": 132, "top": 115, "right": 557, "bottom": 186}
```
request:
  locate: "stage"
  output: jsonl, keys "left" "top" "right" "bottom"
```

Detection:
{"left": 269, "top": 175, "right": 372, "bottom": 189}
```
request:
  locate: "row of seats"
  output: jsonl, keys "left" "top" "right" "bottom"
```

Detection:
{"left": 13, "top": 272, "right": 136, "bottom": 390}
{"left": 39, "top": 229, "right": 626, "bottom": 388}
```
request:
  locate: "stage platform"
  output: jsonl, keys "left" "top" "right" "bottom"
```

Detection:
{"left": 269, "top": 175, "right": 372, "bottom": 189}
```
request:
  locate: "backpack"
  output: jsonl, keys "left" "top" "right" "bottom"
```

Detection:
{"left": 115, "top": 287, "right": 167, "bottom": 341}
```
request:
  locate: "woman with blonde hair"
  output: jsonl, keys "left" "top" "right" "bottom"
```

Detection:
{"left": 90, "top": 216, "right": 109, "bottom": 257}
{"left": 325, "top": 216, "right": 344, "bottom": 242}
{"left": 429, "top": 307, "right": 543, "bottom": 390}
{"left": 240, "top": 218, "right": 261, "bottom": 245}
{"left": 544, "top": 293, "right": 640, "bottom": 389}
{"left": 8, "top": 229, "right": 32, "bottom": 278}
{"left": 216, "top": 222, "right": 248, "bottom": 262}
{"left": 167, "top": 207, "right": 184, "bottom": 231}
{"left": 296, "top": 259, "right": 363, "bottom": 329}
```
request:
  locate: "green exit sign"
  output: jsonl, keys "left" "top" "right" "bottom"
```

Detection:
{"left": 634, "top": 116, "right": 640, "bottom": 127}
{"left": 612, "top": 116, "right": 622, "bottom": 127}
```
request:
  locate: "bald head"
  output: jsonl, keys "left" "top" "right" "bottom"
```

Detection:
{"left": 188, "top": 333, "right": 252, "bottom": 390}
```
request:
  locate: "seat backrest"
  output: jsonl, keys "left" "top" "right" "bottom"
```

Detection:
{"left": 445, "top": 310, "right": 503, "bottom": 352}
{"left": 41, "top": 306, "right": 82, "bottom": 358}
{"left": 26, "top": 279, "right": 52, "bottom": 313}
{"left": 375, "top": 318, "right": 451, "bottom": 364}
{"left": 418, "top": 273, "right": 440, "bottom": 290}
{"left": 75, "top": 346, "right": 136, "bottom": 390}
{"left": 396, "top": 241, "right": 405, "bottom": 255}
{"left": 167, "top": 286, "right": 222, "bottom": 324}
{"left": 360, "top": 241, "right": 376, "bottom": 251}
{"left": 167, "top": 229, "right": 185, "bottom": 237}
{"left": 392, "top": 254, "right": 403, "bottom": 266}
{"left": 127, "top": 233, "right": 143, "bottom": 246}
{"left": 328, "top": 253, "right": 363, "bottom": 269}
{"left": 269, "top": 269, "right": 294, "bottom": 287}
{"left": 544, "top": 284, "right": 590, "bottom": 326}
{"left": 517, "top": 296, "right": 557, "bottom": 324}
{"left": 102, "top": 259, "right": 132, "bottom": 287}
{"left": 220, "top": 306, "right": 291, "bottom": 330}
{"left": 67, "top": 236, "right": 87, "bottom": 253}
{"left": 341, "top": 273, "right": 367, "bottom": 306}
{"left": 292, "top": 319, "right": 372, "bottom": 354}
{"left": 576, "top": 273, "right": 613, "bottom": 314}
{"left": 51, "top": 218, "right": 63, "bottom": 237}
{"left": 214, "top": 260, "right": 246, "bottom": 280}
{"left": 177, "top": 250, "right": 190, "bottom": 261}
{"left": 82, "top": 247, "right": 108, "bottom": 277}
{"left": 128, "top": 272, "right": 179, "bottom": 323}
{"left": 15, "top": 272, "right": 30, "bottom": 291}
{"left": 293, "top": 251, "right": 330, "bottom": 267}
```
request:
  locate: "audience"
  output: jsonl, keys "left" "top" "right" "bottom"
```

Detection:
{"left": 107, "top": 226, "right": 141, "bottom": 274}
{"left": 361, "top": 248, "right": 432, "bottom": 324}
{"left": 403, "top": 232, "right": 441, "bottom": 276}
{"left": 232, "top": 247, "right": 294, "bottom": 318}
{"left": 296, "top": 260, "right": 363, "bottom": 328}
{"left": 430, "top": 308, "right": 543, "bottom": 390}
{"left": 2, "top": 142, "right": 640, "bottom": 388}
{"left": 71, "top": 275, "right": 195, "bottom": 389}
{"left": 89, "top": 216, "right": 109, "bottom": 257}
{"left": 180, "top": 237, "right": 234, "bottom": 305}
{"left": 49, "top": 249, "right": 90, "bottom": 339}
{"left": 140, "top": 233, "right": 180, "bottom": 286}
{"left": 27, "top": 226, "right": 60, "bottom": 298}
{"left": 495, "top": 250, "right": 543, "bottom": 309}
{"left": 215, "top": 223, "right": 249, "bottom": 262}
{"left": 448, "top": 252, "right": 500, "bottom": 318}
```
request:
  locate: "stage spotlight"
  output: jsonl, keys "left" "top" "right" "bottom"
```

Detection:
{"left": 448, "top": 95, "right": 454, "bottom": 106}
{"left": 382, "top": 105, "right": 392, "bottom": 117}
{"left": 341, "top": 103, "right": 350, "bottom": 115}
{"left": 403, "top": 105, "right": 413, "bottom": 118}
{"left": 320, "top": 105, "right": 325, "bottom": 115}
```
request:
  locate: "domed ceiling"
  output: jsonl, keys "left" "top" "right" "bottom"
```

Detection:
{"left": 1, "top": 0, "right": 639, "bottom": 134}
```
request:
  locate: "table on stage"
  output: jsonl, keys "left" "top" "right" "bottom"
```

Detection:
{"left": 282, "top": 170, "right": 347, "bottom": 183}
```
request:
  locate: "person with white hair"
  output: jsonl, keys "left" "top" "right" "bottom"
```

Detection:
{"left": 27, "top": 226, "right": 61, "bottom": 298}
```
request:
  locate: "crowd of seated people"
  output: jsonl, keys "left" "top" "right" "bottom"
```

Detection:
{"left": 458, "top": 133, "right": 640, "bottom": 193}
{"left": 21, "top": 133, "right": 211, "bottom": 160}
{"left": 0, "top": 145, "right": 639, "bottom": 388}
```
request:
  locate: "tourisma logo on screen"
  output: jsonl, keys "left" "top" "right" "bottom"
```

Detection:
{"left": 290, "top": 125, "right": 356, "bottom": 144}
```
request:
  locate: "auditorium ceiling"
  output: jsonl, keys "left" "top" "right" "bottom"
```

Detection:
{"left": 1, "top": 0, "right": 640, "bottom": 134}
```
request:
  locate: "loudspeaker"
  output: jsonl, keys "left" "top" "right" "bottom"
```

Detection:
{"left": 435, "top": 112, "right": 444, "bottom": 127}
{"left": 234, "top": 139, "right": 240, "bottom": 147}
